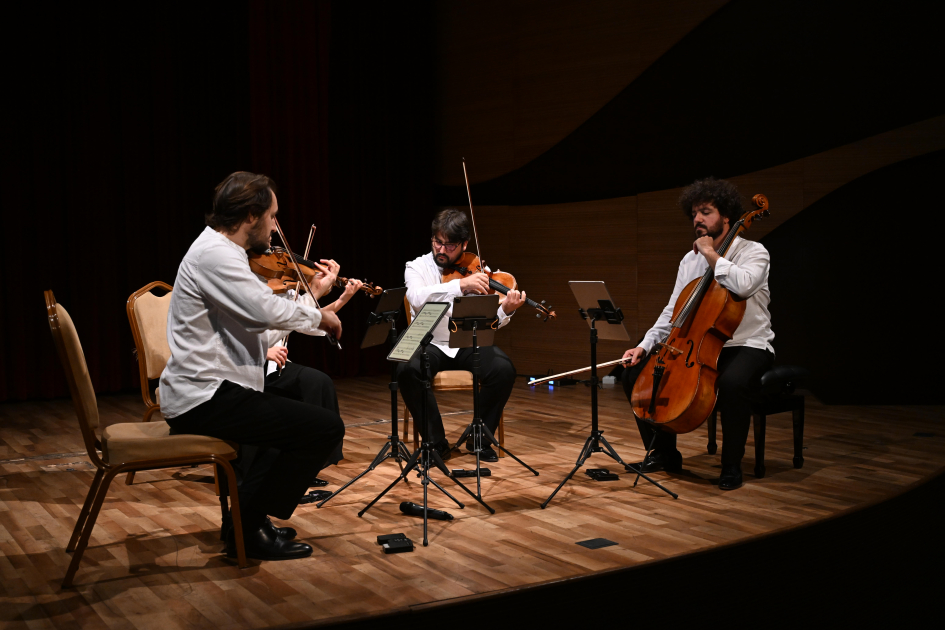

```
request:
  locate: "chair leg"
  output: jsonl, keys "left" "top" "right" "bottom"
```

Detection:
{"left": 218, "top": 459, "right": 247, "bottom": 568}
{"left": 213, "top": 465, "right": 221, "bottom": 497}
{"left": 753, "top": 414, "right": 766, "bottom": 478}
{"left": 124, "top": 471, "right": 136, "bottom": 485}
{"left": 62, "top": 467, "right": 121, "bottom": 588}
{"left": 707, "top": 410, "right": 718, "bottom": 454}
{"left": 67, "top": 468, "right": 105, "bottom": 552}
{"left": 793, "top": 402, "right": 805, "bottom": 469}
{"left": 497, "top": 412, "right": 506, "bottom": 458}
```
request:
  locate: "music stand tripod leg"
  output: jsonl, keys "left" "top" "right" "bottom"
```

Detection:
{"left": 319, "top": 323, "right": 411, "bottom": 508}
{"left": 626, "top": 431, "right": 679, "bottom": 499}
{"left": 541, "top": 433, "right": 598, "bottom": 509}
{"left": 481, "top": 423, "right": 539, "bottom": 476}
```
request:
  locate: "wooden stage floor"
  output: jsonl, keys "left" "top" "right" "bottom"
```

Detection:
{"left": 1, "top": 376, "right": 944, "bottom": 628}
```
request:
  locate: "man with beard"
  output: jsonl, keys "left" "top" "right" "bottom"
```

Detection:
{"left": 397, "top": 208, "right": 525, "bottom": 462}
{"left": 160, "top": 171, "right": 344, "bottom": 560}
{"left": 620, "top": 177, "right": 775, "bottom": 490}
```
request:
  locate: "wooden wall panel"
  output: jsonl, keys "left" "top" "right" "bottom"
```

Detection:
{"left": 451, "top": 198, "right": 637, "bottom": 376}
{"left": 434, "top": 0, "right": 729, "bottom": 186}
{"left": 447, "top": 117, "right": 945, "bottom": 377}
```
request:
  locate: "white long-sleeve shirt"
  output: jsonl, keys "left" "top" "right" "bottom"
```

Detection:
{"left": 160, "top": 227, "right": 324, "bottom": 417}
{"left": 640, "top": 236, "right": 774, "bottom": 355}
{"left": 404, "top": 252, "right": 512, "bottom": 358}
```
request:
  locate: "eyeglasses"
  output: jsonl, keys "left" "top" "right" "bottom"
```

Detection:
{"left": 431, "top": 238, "right": 460, "bottom": 252}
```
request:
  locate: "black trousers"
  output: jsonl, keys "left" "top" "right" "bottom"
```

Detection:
{"left": 265, "top": 361, "right": 343, "bottom": 464}
{"left": 621, "top": 346, "right": 773, "bottom": 467}
{"left": 396, "top": 345, "right": 516, "bottom": 445}
{"left": 167, "top": 380, "right": 345, "bottom": 521}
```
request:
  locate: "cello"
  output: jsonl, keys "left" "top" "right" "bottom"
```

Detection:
{"left": 630, "top": 194, "right": 771, "bottom": 434}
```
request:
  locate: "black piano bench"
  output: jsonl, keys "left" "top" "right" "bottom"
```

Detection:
{"left": 706, "top": 365, "right": 811, "bottom": 478}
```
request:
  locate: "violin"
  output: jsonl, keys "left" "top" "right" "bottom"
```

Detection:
{"left": 443, "top": 252, "right": 556, "bottom": 321}
{"left": 452, "top": 158, "right": 556, "bottom": 322}
{"left": 249, "top": 247, "right": 383, "bottom": 297}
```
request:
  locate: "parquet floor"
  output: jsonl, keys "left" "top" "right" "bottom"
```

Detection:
{"left": 1, "top": 377, "right": 943, "bottom": 629}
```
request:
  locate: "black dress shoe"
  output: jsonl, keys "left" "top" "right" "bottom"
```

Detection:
{"left": 227, "top": 524, "right": 313, "bottom": 561}
{"left": 299, "top": 489, "right": 333, "bottom": 504}
{"left": 465, "top": 439, "right": 499, "bottom": 462}
{"left": 718, "top": 464, "right": 743, "bottom": 490}
{"left": 625, "top": 449, "right": 683, "bottom": 474}
{"left": 310, "top": 478, "right": 329, "bottom": 487}
{"left": 265, "top": 517, "right": 297, "bottom": 540}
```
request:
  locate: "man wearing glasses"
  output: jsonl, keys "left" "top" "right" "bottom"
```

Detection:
{"left": 398, "top": 208, "right": 526, "bottom": 462}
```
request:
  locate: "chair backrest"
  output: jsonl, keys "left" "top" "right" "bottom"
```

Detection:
{"left": 404, "top": 296, "right": 413, "bottom": 325}
{"left": 44, "top": 290, "right": 103, "bottom": 461}
{"left": 127, "top": 282, "right": 173, "bottom": 380}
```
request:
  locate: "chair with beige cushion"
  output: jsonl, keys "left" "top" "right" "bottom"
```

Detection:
{"left": 44, "top": 289, "right": 247, "bottom": 588}
{"left": 400, "top": 297, "right": 505, "bottom": 455}
{"left": 125, "top": 281, "right": 173, "bottom": 485}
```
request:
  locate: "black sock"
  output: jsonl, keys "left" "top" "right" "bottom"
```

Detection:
{"left": 240, "top": 506, "right": 268, "bottom": 532}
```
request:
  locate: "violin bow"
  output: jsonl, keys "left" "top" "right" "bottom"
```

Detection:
{"left": 273, "top": 218, "right": 341, "bottom": 350}
{"left": 527, "top": 358, "right": 627, "bottom": 386}
{"left": 462, "top": 158, "right": 485, "bottom": 270}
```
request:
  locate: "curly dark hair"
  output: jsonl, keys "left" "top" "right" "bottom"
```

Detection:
{"left": 678, "top": 177, "right": 743, "bottom": 223}
{"left": 431, "top": 208, "right": 470, "bottom": 243}
{"left": 206, "top": 171, "right": 277, "bottom": 233}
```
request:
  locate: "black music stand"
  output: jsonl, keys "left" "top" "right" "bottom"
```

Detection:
{"left": 358, "top": 302, "right": 489, "bottom": 546}
{"left": 316, "top": 287, "right": 409, "bottom": 508}
{"left": 449, "top": 295, "right": 538, "bottom": 509}
{"left": 542, "top": 281, "right": 677, "bottom": 508}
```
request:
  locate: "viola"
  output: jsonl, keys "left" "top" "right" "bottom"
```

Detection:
{"left": 443, "top": 252, "right": 555, "bottom": 321}
{"left": 249, "top": 247, "right": 383, "bottom": 297}
{"left": 629, "top": 194, "right": 771, "bottom": 434}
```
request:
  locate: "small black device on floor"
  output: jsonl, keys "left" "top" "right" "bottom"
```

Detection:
{"left": 377, "top": 533, "right": 414, "bottom": 554}
{"left": 452, "top": 468, "right": 491, "bottom": 478}
{"left": 400, "top": 501, "right": 454, "bottom": 521}
{"left": 585, "top": 468, "right": 619, "bottom": 481}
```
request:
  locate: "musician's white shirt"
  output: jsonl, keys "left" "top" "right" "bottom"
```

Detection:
{"left": 160, "top": 227, "right": 324, "bottom": 418}
{"left": 640, "top": 236, "right": 774, "bottom": 355}
{"left": 404, "top": 252, "right": 512, "bottom": 358}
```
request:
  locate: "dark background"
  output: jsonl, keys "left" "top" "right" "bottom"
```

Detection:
{"left": 1, "top": 1, "right": 434, "bottom": 402}
{"left": 1, "top": 0, "right": 942, "bottom": 405}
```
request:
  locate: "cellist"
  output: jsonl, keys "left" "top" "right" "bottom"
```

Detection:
{"left": 621, "top": 178, "right": 775, "bottom": 490}
{"left": 397, "top": 208, "right": 526, "bottom": 463}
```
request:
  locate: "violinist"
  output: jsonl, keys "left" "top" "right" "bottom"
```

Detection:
{"left": 397, "top": 209, "right": 526, "bottom": 463}
{"left": 621, "top": 178, "right": 775, "bottom": 490}
{"left": 159, "top": 171, "right": 344, "bottom": 561}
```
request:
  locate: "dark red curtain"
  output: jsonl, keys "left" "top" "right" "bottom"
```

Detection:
{"left": 0, "top": 1, "right": 434, "bottom": 402}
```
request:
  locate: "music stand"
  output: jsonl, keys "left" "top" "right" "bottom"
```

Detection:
{"left": 449, "top": 295, "right": 539, "bottom": 508}
{"left": 317, "top": 287, "right": 409, "bottom": 507}
{"left": 541, "top": 282, "right": 677, "bottom": 508}
{"left": 358, "top": 302, "right": 488, "bottom": 546}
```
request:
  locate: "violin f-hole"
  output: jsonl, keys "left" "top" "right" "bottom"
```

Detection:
{"left": 685, "top": 339, "right": 695, "bottom": 368}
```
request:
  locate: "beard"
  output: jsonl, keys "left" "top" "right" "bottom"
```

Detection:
{"left": 247, "top": 220, "right": 272, "bottom": 255}
{"left": 695, "top": 222, "right": 723, "bottom": 239}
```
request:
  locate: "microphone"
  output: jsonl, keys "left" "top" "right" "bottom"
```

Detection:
{"left": 399, "top": 501, "right": 453, "bottom": 521}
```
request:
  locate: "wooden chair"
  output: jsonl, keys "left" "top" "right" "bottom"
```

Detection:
{"left": 707, "top": 365, "right": 809, "bottom": 478}
{"left": 125, "top": 281, "right": 173, "bottom": 485}
{"left": 400, "top": 297, "right": 505, "bottom": 454}
{"left": 45, "top": 290, "right": 247, "bottom": 588}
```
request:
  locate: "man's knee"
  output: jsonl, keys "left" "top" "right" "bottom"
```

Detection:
{"left": 717, "top": 372, "right": 752, "bottom": 402}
